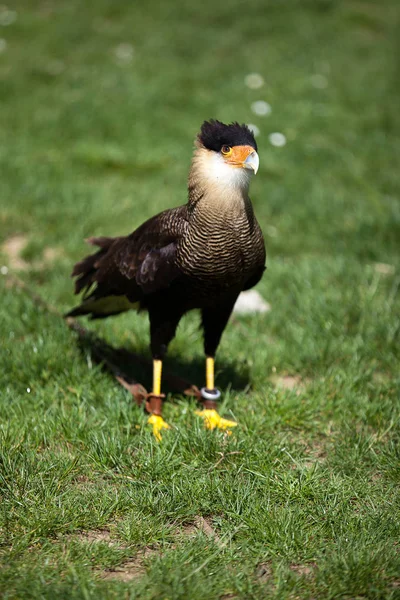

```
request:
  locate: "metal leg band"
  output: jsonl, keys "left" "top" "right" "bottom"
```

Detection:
{"left": 200, "top": 387, "right": 221, "bottom": 401}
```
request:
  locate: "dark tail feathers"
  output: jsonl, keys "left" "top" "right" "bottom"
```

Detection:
{"left": 71, "top": 236, "right": 118, "bottom": 295}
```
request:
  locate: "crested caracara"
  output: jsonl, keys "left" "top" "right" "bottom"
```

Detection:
{"left": 67, "top": 120, "right": 266, "bottom": 439}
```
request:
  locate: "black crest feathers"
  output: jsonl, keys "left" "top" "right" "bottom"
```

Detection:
{"left": 198, "top": 120, "right": 257, "bottom": 153}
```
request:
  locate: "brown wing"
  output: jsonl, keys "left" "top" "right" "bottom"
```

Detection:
{"left": 112, "top": 205, "right": 188, "bottom": 291}
{"left": 67, "top": 205, "right": 188, "bottom": 318}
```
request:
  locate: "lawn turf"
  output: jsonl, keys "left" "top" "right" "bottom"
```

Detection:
{"left": 1, "top": 0, "right": 400, "bottom": 598}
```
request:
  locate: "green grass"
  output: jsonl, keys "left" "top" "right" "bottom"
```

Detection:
{"left": 1, "top": 0, "right": 400, "bottom": 598}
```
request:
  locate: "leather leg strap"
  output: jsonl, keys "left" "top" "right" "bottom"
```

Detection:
{"left": 202, "top": 398, "right": 217, "bottom": 410}
{"left": 145, "top": 393, "right": 165, "bottom": 416}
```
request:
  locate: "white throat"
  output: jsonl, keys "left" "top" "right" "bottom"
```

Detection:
{"left": 190, "top": 147, "right": 253, "bottom": 199}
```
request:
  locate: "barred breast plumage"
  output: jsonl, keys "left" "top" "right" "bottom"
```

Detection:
{"left": 177, "top": 201, "right": 264, "bottom": 294}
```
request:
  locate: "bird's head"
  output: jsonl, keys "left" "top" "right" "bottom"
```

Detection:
{"left": 193, "top": 120, "right": 259, "bottom": 192}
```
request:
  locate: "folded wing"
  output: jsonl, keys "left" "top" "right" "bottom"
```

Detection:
{"left": 67, "top": 206, "right": 188, "bottom": 319}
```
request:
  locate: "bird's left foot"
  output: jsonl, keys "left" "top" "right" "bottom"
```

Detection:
{"left": 195, "top": 408, "right": 237, "bottom": 432}
{"left": 147, "top": 414, "right": 171, "bottom": 441}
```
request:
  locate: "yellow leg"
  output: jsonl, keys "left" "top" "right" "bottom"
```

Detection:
{"left": 206, "top": 356, "right": 214, "bottom": 390}
{"left": 153, "top": 359, "right": 162, "bottom": 396}
{"left": 147, "top": 359, "right": 170, "bottom": 441}
{"left": 195, "top": 356, "right": 237, "bottom": 432}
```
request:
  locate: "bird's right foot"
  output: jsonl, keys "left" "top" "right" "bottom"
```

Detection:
{"left": 147, "top": 414, "right": 171, "bottom": 441}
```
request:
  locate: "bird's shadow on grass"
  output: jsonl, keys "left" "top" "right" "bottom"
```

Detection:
{"left": 72, "top": 320, "right": 250, "bottom": 403}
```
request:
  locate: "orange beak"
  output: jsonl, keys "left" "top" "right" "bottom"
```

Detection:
{"left": 225, "top": 145, "right": 259, "bottom": 174}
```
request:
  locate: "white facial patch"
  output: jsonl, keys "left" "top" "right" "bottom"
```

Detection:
{"left": 205, "top": 151, "right": 253, "bottom": 192}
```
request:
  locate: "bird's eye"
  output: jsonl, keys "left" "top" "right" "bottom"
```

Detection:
{"left": 221, "top": 145, "right": 232, "bottom": 155}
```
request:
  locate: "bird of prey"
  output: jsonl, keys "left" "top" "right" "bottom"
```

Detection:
{"left": 67, "top": 120, "right": 266, "bottom": 439}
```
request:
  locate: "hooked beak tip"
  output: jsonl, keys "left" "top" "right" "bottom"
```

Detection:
{"left": 244, "top": 151, "right": 259, "bottom": 175}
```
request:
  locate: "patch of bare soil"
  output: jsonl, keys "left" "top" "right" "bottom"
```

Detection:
{"left": 101, "top": 550, "right": 154, "bottom": 582}
{"left": 2, "top": 235, "right": 63, "bottom": 271}
{"left": 178, "top": 523, "right": 198, "bottom": 538}
{"left": 177, "top": 515, "right": 225, "bottom": 548}
{"left": 2, "top": 234, "right": 29, "bottom": 270}
{"left": 255, "top": 562, "right": 272, "bottom": 584}
{"left": 78, "top": 517, "right": 224, "bottom": 582}
{"left": 271, "top": 374, "right": 310, "bottom": 394}
{"left": 303, "top": 440, "right": 327, "bottom": 468}
{"left": 42, "top": 246, "right": 62, "bottom": 263}
{"left": 194, "top": 516, "right": 223, "bottom": 545}
{"left": 373, "top": 262, "right": 395, "bottom": 275}
{"left": 73, "top": 529, "right": 153, "bottom": 582}
{"left": 72, "top": 474, "right": 91, "bottom": 485}
{"left": 372, "top": 371, "right": 392, "bottom": 384}
{"left": 290, "top": 562, "right": 317, "bottom": 577}
{"left": 76, "top": 528, "right": 120, "bottom": 546}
